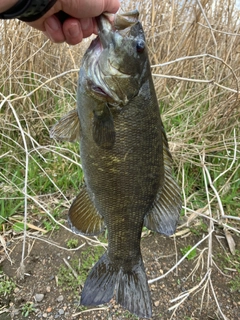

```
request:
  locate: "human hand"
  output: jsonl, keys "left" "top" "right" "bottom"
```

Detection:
{"left": 27, "top": 0, "right": 120, "bottom": 45}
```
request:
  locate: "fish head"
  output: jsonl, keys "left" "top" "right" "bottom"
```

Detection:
{"left": 82, "top": 10, "right": 150, "bottom": 107}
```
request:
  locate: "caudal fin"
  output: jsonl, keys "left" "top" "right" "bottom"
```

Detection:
{"left": 81, "top": 253, "right": 117, "bottom": 306}
{"left": 116, "top": 258, "right": 152, "bottom": 318}
{"left": 81, "top": 253, "right": 152, "bottom": 318}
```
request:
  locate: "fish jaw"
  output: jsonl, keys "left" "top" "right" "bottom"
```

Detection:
{"left": 81, "top": 10, "right": 150, "bottom": 107}
{"left": 96, "top": 10, "right": 140, "bottom": 48}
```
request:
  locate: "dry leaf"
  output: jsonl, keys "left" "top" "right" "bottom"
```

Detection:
{"left": 224, "top": 228, "right": 236, "bottom": 255}
{"left": 172, "top": 228, "right": 190, "bottom": 237}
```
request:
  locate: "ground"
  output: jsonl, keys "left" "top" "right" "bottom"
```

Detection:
{"left": 0, "top": 221, "right": 239, "bottom": 320}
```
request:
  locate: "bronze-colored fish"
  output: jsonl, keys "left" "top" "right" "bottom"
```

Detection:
{"left": 51, "top": 10, "right": 181, "bottom": 318}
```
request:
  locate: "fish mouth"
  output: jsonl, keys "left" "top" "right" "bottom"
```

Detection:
{"left": 85, "top": 10, "right": 140, "bottom": 105}
{"left": 86, "top": 36, "right": 113, "bottom": 102}
{"left": 96, "top": 10, "right": 139, "bottom": 48}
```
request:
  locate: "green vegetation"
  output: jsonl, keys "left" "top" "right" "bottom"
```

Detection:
{"left": 57, "top": 246, "right": 105, "bottom": 297}
{"left": 113, "top": 310, "right": 139, "bottom": 319}
{"left": 0, "top": 270, "right": 16, "bottom": 296}
{"left": 0, "top": 197, "right": 24, "bottom": 227}
{"left": 162, "top": 96, "right": 240, "bottom": 218}
{"left": 21, "top": 302, "right": 36, "bottom": 317}
{"left": 230, "top": 275, "right": 240, "bottom": 292}
{"left": 180, "top": 245, "right": 197, "bottom": 261}
{"left": 190, "top": 220, "right": 208, "bottom": 236}
{"left": 0, "top": 133, "right": 83, "bottom": 232}
{"left": 66, "top": 238, "right": 79, "bottom": 249}
{"left": 75, "top": 305, "right": 88, "bottom": 312}
{"left": 12, "top": 221, "right": 28, "bottom": 233}
{"left": 215, "top": 249, "right": 240, "bottom": 292}
{"left": 0, "top": 1, "right": 239, "bottom": 318}
{"left": 216, "top": 250, "right": 240, "bottom": 272}
{"left": 122, "top": 311, "right": 139, "bottom": 319}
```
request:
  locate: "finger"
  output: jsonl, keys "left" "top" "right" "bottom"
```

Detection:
{"left": 61, "top": 0, "right": 120, "bottom": 18}
{"left": 103, "top": 0, "right": 120, "bottom": 13}
{"left": 62, "top": 19, "right": 83, "bottom": 45}
{"left": 44, "top": 15, "right": 65, "bottom": 43}
{"left": 26, "top": 3, "right": 62, "bottom": 31}
{"left": 80, "top": 18, "right": 95, "bottom": 39}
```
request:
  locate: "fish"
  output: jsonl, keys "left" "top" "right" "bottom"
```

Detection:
{"left": 50, "top": 10, "right": 182, "bottom": 319}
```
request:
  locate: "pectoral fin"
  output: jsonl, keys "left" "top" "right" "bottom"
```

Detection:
{"left": 50, "top": 109, "right": 80, "bottom": 142}
{"left": 68, "top": 185, "right": 105, "bottom": 236}
{"left": 144, "top": 126, "right": 182, "bottom": 236}
{"left": 92, "top": 104, "right": 115, "bottom": 149}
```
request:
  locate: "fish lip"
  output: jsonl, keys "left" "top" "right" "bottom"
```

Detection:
{"left": 96, "top": 14, "right": 115, "bottom": 49}
{"left": 96, "top": 13, "right": 113, "bottom": 32}
{"left": 96, "top": 14, "right": 112, "bottom": 31}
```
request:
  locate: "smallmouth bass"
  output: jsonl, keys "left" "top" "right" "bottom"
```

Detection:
{"left": 51, "top": 10, "right": 182, "bottom": 318}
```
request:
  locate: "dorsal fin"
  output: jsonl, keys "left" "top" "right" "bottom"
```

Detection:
{"left": 144, "top": 124, "right": 182, "bottom": 236}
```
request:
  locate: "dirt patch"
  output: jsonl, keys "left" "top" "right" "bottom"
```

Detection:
{"left": 1, "top": 226, "right": 240, "bottom": 320}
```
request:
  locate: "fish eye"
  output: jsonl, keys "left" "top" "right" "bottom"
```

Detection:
{"left": 136, "top": 39, "right": 145, "bottom": 53}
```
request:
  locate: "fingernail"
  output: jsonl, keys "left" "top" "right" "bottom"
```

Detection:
{"left": 46, "top": 16, "right": 60, "bottom": 31}
{"left": 68, "top": 22, "right": 80, "bottom": 37}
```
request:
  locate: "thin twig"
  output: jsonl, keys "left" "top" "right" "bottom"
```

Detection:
{"left": 63, "top": 258, "right": 78, "bottom": 279}
{"left": 213, "top": 129, "right": 237, "bottom": 183}
{"left": 72, "top": 307, "right": 108, "bottom": 317}
{"left": 198, "top": 22, "right": 240, "bottom": 37}
{"left": 148, "top": 230, "right": 214, "bottom": 284}
{"left": 196, "top": 0, "right": 217, "bottom": 49}
{"left": 209, "top": 278, "right": 229, "bottom": 320}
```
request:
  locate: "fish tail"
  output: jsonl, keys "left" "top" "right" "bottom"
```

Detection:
{"left": 81, "top": 252, "right": 117, "bottom": 306}
{"left": 81, "top": 253, "right": 152, "bottom": 318}
{"left": 115, "top": 256, "right": 152, "bottom": 318}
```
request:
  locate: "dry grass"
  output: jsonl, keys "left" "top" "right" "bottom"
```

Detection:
{"left": 0, "top": 1, "right": 239, "bottom": 319}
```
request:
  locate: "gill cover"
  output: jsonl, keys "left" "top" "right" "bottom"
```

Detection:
{"left": 95, "top": 14, "right": 149, "bottom": 105}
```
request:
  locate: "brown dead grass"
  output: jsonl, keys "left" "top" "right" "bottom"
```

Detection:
{"left": 1, "top": 1, "right": 239, "bottom": 145}
{"left": 0, "top": 1, "right": 239, "bottom": 319}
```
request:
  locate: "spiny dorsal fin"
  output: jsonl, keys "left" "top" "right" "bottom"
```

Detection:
{"left": 144, "top": 124, "right": 182, "bottom": 236}
{"left": 50, "top": 109, "right": 80, "bottom": 142}
{"left": 68, "top": 185, "right": 105, "bottom": 236}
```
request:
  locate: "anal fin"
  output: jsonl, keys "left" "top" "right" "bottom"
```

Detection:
{"left": 68, "top": 186, "right": 105, "bottom": 236}
{"left": 144, "top": 170, "right": 181, "bottom": 236}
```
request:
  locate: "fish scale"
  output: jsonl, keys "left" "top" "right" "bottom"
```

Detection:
{"left": 50, "top": 9, "right": 182, "bottom": 318}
